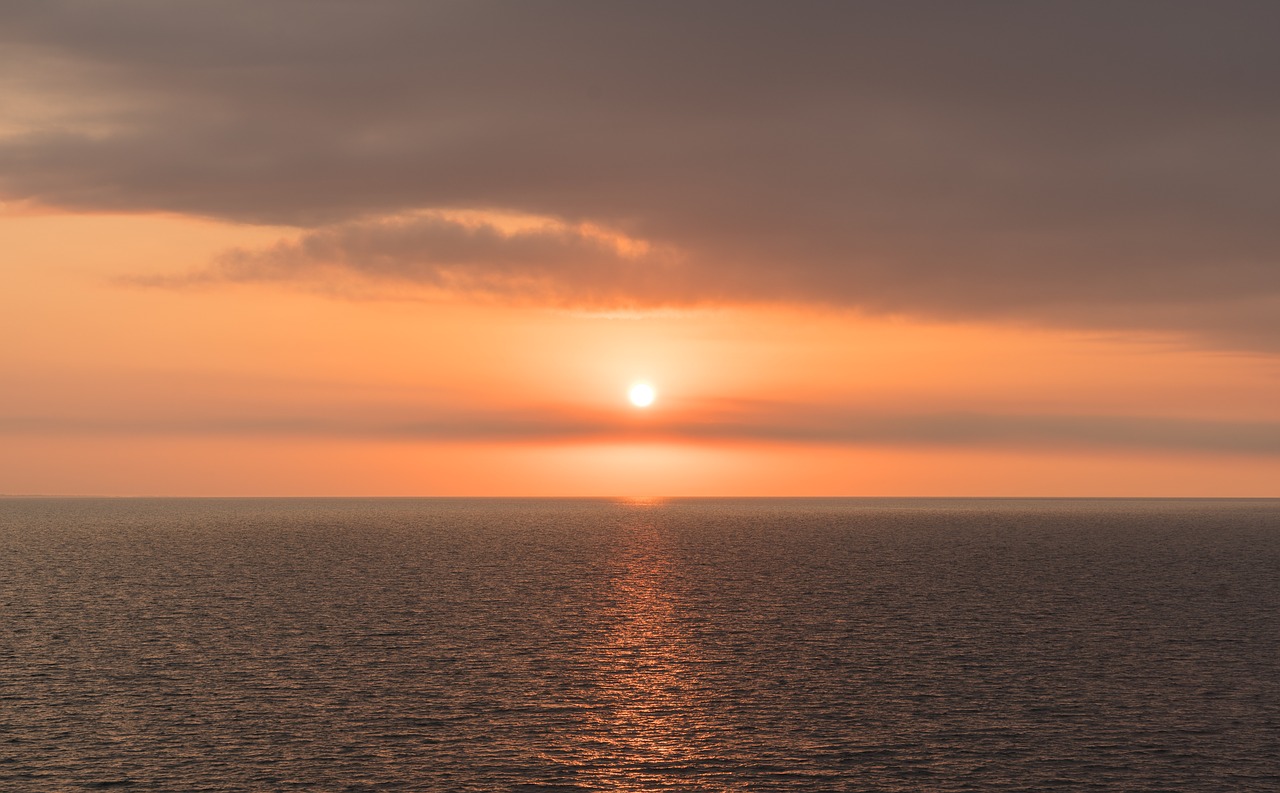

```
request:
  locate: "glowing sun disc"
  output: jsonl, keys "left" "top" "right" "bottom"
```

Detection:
{"left": 628, "top": 383, "right": 656, "bottom": 408}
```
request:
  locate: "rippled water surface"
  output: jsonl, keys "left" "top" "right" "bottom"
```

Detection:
{"left": 2, "top": 498, "right": 1278, "bottom": 791}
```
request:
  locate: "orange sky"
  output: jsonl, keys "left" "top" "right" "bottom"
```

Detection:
{"left": 5, "top": 208, "right": 1279, "bottom": 496}
{"left": 4, "top": 5, "right": 1280, "bottom": 495}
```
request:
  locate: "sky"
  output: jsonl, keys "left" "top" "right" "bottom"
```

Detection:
{"left": 3, "top": 0, "right": 1280, "bottom": 496}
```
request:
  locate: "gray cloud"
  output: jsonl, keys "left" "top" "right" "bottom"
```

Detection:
{"left": 3, "top": 1, "right": 1280, "bottom": 346}
{"left": 146, "top": 212, "right": 693, "bottom": 307}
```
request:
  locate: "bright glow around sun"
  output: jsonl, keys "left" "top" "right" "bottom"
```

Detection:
{"left": 629, "top": 382, "right": 656, "bottom": 408}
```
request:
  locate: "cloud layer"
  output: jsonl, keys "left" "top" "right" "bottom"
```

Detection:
{"left": 158, "top": 211, "right": 691, "bottom": 307}
{"left": 7, "top": 402, "right": 1280, "bottom": 457}
{"left": 4, "top": 1, "right": 1280, "bottom": 346}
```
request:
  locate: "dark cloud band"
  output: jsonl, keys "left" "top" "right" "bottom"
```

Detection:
{"left": 6, "top": 407, "right": 1280, "bottom": 457}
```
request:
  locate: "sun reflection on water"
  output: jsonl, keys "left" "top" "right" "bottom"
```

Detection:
{"left": 565, "top": 503, "right": 748, "bottom": 791}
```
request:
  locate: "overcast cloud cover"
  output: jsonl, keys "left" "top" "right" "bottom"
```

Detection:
{"left": 4, "top": 1, "right": 1280, "bottom": 347}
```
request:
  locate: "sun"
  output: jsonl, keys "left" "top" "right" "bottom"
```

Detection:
{"left": 628, "top": 382, "right": 656, "bottom": 408}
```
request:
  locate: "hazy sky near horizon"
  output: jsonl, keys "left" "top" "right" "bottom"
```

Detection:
{"left": 4, "top": 1, "right": 1280, "bottom": 495}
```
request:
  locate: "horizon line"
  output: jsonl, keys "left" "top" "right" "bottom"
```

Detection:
{"left": 3, "top": 494, "right": 1277, "bottom": 501}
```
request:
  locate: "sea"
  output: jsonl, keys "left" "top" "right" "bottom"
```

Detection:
{"left": 1, "top": 497, "right": 1277, "bottom": 791}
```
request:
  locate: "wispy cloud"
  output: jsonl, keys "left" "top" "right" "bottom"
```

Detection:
{"left": 7, "top": 404, "right": 1280, "bottom": 457}
{"left": 136, "top": 210, "right": 692, "bottom": 307}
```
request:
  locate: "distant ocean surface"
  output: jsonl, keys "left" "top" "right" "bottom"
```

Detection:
{"left": 2, "top": 498, "right": 1278, "bottom": 791}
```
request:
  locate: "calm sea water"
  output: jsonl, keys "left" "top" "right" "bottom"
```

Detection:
{"left": 1, "top": 498, "right": 1278, "bottom": 791}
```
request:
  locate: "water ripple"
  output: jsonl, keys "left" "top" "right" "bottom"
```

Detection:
{"left": 1, "top": 497, "right": 1277, "bottom": 791}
